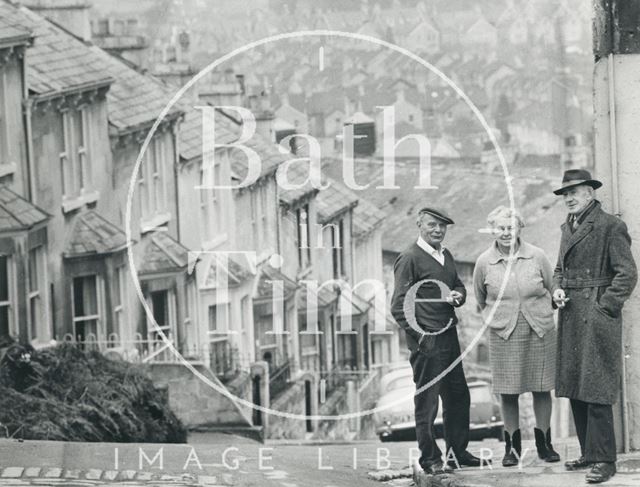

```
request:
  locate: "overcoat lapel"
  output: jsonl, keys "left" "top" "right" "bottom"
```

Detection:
{"left": 561, "top": 206, "right": 601, "bottom": 262}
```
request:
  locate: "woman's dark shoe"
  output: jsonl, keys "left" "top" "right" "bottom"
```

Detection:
{"left": 565, "top": 455, "right": 590, "bottom": 470}
{"left": 534, "top": 427, "right": 561, "bottom": 462}
{"left": 502, "top": 429, "right": 521, "bottom": 467}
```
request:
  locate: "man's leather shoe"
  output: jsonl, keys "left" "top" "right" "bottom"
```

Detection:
{"left": 423, "top": 460, "right": 454, "bottom": 475}
{"left": 586, "top": 462, "right": 616, "bottom": 483}
{"left": 447, "top": 451, "right": 492, "bottom": 468}
{"left": 565, "top": 456, "right": 590, "bottom": 471}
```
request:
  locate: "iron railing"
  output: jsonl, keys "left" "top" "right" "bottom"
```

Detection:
{"left": 269, "top": 359, "right": 291, "bottom": 400}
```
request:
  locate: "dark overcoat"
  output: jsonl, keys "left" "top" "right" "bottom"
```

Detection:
{"left": 553, "top": 202, "right": 637, "bottom": 404}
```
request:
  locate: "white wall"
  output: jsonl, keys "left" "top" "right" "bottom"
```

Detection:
{"left": 593, "top": 54, "right": 640, "bottom": 450}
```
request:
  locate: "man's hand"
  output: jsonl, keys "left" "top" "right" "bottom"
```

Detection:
{"left": 553, "top": 289, "right": 569, "bottom": 309}
{"left": 446, "top": 290, "right": 464, "bottom": 306}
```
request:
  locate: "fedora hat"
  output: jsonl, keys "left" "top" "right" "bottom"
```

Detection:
{"left": 553, "top": 169, "right": 602, "bottom": 195}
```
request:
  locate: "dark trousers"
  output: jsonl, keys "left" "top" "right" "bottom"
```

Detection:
{"left": 409, "top": 327, "right": 470, "bottom": 469}
{"left": 570, "top": 398, "right": 616, "bottom": 463}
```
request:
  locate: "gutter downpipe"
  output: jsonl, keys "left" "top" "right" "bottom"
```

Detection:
{"left": 607, "top": 51, "right": 629, "bottom": 454}
{"left": 21, "top": 53, "right": 35, "bottom": 203}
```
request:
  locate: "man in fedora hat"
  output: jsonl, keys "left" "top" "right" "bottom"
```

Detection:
{"left": 552, "top": 169, "right": 637, "bottom": 483}
{"left": 391, "top": 207, "right": 485, "bottom": 475}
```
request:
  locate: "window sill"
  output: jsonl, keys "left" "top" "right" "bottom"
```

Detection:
{"left": 61, "top": 190, "right": 100, "bottom": 214}
{"left": 297, "top": 266, "right": 313, "bottom": 279}
{"left": 140, "top": 212, "right": 171, "bottom": 234}
{"left": 0, "top": 162, "right": 17, "bottom": 178}
{"left": 301, "top": 347, "right": 318, "bottom": 357}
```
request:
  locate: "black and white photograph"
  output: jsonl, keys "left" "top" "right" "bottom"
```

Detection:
{"left": 0, "top": 0, "right": 639, "bottom": 486}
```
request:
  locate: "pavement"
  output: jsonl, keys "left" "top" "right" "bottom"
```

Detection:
{"left": 0, "top": 435, "right": 639, "bottom": 486}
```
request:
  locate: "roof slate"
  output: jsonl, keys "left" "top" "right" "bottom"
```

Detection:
{"left": 138, "top": 231, "right": 190, "bottom": 275}
{"left": 0, "top": 185, "right": 49, "bottom": 233}
{"left": 1, "top": 1, "right": 182, "bottom": 130}
{"left": 85, "top": 46, "right": 183, "bottom": 131}
{"left": 179, "top": 106, "right": 238, "bottom": 162}
{"left": 202, "top": 253, "right": 255, "bottom": 289}
{"left": 254, "top": 263, "right": 298, "bottom": 301}
{"left": 316, "top": 176, "right": 359, "bottom": 224}
{"left": 0, "top": 1, "right": 113, "bottom": 97}
{"left": 296, "top": 283, "right": 338, "bottom": 310}
{"left": 64, "top": 210, "right": 127, "bottom": 257}
{"left": 0, "top": 8, "right": 32, "bottom": 46}
{"left": 352, "top": 194, "right": 386, "bottom": 240}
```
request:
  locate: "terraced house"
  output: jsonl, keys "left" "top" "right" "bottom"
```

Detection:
{"left": 0, "top": 0, "right": 395, "bottom": 440}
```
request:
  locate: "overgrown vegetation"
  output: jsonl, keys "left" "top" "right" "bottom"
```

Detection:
{"left": 0, "top": 341, "right": 187, "bottom": 443}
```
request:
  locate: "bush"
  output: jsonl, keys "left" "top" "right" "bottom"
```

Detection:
{"left": 0, "top": 342, "right": 187, "bottom": 443}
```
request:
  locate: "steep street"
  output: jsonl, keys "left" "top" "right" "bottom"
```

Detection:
{"left": 1, "top": 435, "right": 640, "bottom": 486}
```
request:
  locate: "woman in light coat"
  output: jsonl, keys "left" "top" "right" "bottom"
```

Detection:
{"left": 473, "top": 206, "right": 559, "bottom": 466}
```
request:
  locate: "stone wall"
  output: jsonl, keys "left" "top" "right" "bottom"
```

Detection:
{"left": 265, "top": 381, "right": 308, "bottom": 439}
{"left": 147, "top": 363, "right": 252, "bottom": 429}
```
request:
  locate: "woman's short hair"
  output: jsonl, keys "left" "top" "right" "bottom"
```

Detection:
{"left": 486, "top": 206, "right": 525, "bottom": 228}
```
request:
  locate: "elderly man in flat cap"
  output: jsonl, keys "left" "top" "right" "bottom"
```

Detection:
{"left": 552, "top": 169, "right": 637, "bottom": 484}
{"left": 391, "top": 207, "right": 484, "bottom": 475}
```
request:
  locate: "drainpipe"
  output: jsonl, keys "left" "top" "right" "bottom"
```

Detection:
{"left": 172, "top": 120, "right": 181, "bottom": 242}
{"left": 21, "top": 53, "right": 35, "bottom": 203}
{"left": 606, "top": 52, "right": 630, "bottom": 454}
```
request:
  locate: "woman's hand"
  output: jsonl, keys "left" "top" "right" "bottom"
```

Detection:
{"left": 553, "top": 289, "right": 570, "bottom": 309}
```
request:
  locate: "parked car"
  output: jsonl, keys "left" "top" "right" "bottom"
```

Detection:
{"left": 375, "top": 366, "right": 504, "bottom": 442}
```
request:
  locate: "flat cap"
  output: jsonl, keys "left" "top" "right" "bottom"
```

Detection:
{"left": 418, "top": 207, "right": 455, "bottom": 225}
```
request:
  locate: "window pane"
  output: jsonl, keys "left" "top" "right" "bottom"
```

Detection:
{"left": 151, "top": 290, "right": 168, "bottom": 329}
{"left": 209, "top": 304, "right": 228, "bottom": 333}
{"left": 29, "top": 296, "right": 39, "bottom": 340}
{"left": 28, "top": 248, "right": 38, "bottom": 293}
{"left": 0, "top": 305, "right": 9, "bottom": 337}
{"left": 0, "top": 256, "right": 8, "bottom": 302}
{"left": 113, "top": 267, "right": 123, "bottom": 307}
{"left": 77, "top": 318, "right": 98, "bottom": 343}
{"left": 209, "top": 306, "right": 218, "bottom": 331}
{"left": 73, "top": 275, "right": 97, "bottom": 318}
{"left": 72, "top": 111, "right": 83, "bottom": 192}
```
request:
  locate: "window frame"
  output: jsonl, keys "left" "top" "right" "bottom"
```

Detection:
{"left": 112, "top": 265, "right": 126, "bottom": 342}
{"left": 71, "top": 274, "right": 104, "bottom": 342}
{"left": 0, "top": 67, "right": 11, "bottom": 167}
{"left": 60, "top": 108, "right": 91, "bottom": 200}
{"left": 0, "top": 255, "right": 16, "bottom": 338}
{"left": 146, "top": 288, "right": 176, "bottom": 342}
{"left": 295, "top": 204, "right": 311, "bottom": 269}
{"left": 27, "top": 246, "right": 48, "bottom": 342}
{"left": 139, "top": 135, "right": 169, "bottom": 223}
{"left": 207, "top": 302, "right": 230, "bottom": 343}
